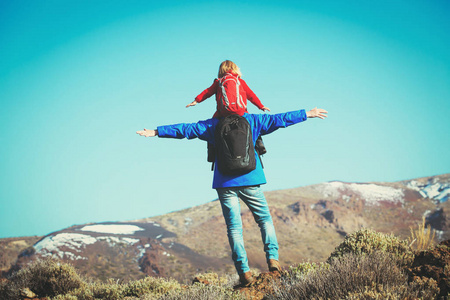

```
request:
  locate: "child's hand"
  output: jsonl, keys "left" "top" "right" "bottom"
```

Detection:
{"left": 261, "top": 106, "right": 271, "bottom": 112}
{"left": 186, "top": 100, "right": 198, "bottom": 108}
{"left": 136, "top": 129, "right": 158, "bottom": 137}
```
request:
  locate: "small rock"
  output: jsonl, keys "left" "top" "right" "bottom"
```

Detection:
{"left": 193, "top": 276, "right": 211, "bottom": 285}
{"left": 20, "top": 287, "right": 37, "bottom": 298}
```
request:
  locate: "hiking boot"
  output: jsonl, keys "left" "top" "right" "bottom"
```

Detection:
{"left": 268, "top": 259, "right": 282, "bottom": 272}
{"left": 239, "top": 271, "right": 254, "bottom": 286}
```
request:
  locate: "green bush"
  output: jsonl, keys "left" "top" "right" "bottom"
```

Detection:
{"left": 192, "top": 272, "right": 236, "bottom": 287}
{"left": 58, "top": 283, "right": 95, "bottom": 300}
{"left": 54, "top": 276, "right": 181, "bottom": 299}
{"left": 0, "top": 258, "right": 84, "bottom": 299}
{"left": 58, "top": 284, "right": 130, "bottom": 300}
{"left": 0, "top": 279, "right": 15, "bottom": 300}
{"left": 52, "top": 294, "right": 78, "bottom": 300}
{"left": 288, "top": 261, "right": 329, "bottom": 279}
{"left": 328, "top": 228, "right": 414, "bottom": 265}
{"left": 90, "top": 280, "right": 125, "bottom": 300}
{"left": 122, "top": 276, "right": 181, "bottom": 298}
{"left": 58, "top": 276, "right": 236, "bottom": 300}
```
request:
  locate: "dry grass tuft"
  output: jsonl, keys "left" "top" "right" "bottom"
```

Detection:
{"left": 409, "top": 216, "right": 436, "bottom": 250}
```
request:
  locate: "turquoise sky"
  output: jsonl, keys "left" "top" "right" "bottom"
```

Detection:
{"left": 1, "top": 0, "right": 449, "bottom": 238}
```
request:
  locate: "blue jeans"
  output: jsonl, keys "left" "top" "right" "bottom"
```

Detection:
{"left": 216, "top": 185, "right": 279, "bottom": 274}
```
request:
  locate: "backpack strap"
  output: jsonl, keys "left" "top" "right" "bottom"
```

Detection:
{"left": 219, "top": 78, "right": 230, "bottom": 108}
{"left": 257, "top": 151, "right": 264, "bottom": 169}
{"left": 236, "top": 77, "right": 242, "bottom": 108}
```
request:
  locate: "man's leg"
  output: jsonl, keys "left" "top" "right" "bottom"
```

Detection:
{"left": 238, "top": 186, "right": 279, "bottom": 264}
{"left": 216, "top": 187, "right": 250, "bottom": 276}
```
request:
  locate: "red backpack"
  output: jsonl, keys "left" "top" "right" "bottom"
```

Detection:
{"left": 217, "top": 74, "right": 247, "bottom": 116}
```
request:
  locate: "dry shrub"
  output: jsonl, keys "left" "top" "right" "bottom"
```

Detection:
{"left": 288, "top": 262, "right": 329, "bottom": 279}
{"left": 0, "top": 257, "right": 183, "bottom": 300}
{"left": 193, "top": 272, "right": 230, "bottom": 286}
{"left": 0, "top": 279, "right": 12, "bottom": 300}
{"left": 52, "top": 295, "right": 78, "bottom": 300}
{"left": 123, "top": 276, "right": 181, "bottom": 298}
{"left": 328, "top": 228, "right": 414, "bottom": 265}
{"left": 57, "top": 276, "right": 181, "bottom": 300}
{"left": 156, "top": 272, "right": 243, "bottom": 300}
{"left": 0, "top": 258, "right": 84, "bottom": 299}
{"left": 346, "top": 279, "right": 438, "bottom": 300}
{"left": 268, "top": 251, "right": 438, "bottom": 300}
{"left": 159, "top": 283, "right": 245, "bottom": 300}
{"left": 89, "top": 280, "right": 125, "bottom": 300}
{"left": 409, "top": 217, "right": 436, "bottom": 250}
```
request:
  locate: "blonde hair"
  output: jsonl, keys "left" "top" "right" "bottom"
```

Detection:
{"left": 218, "top": 60, "right": 242, "bottom": 78}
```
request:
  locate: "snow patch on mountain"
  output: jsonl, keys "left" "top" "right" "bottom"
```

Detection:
{"left": 318, "top": 181, "right": 404, "bottom": 205}
{"left": 97, "top": 236, "right": 139, "bottom": 247}
{"left": 34, "top": 233, "right": 141, "bottom": 260}
{"left": 406, "top": 178, "right": 450, "bottom": 203}
{"left": 34, "top": 233, "right": 97, "bottom": 260}
{"left": 80, "top": 224, "right": 145, "bottom": 235}
{"left": 137, "top": 243, "right": 152, "bottom": 258}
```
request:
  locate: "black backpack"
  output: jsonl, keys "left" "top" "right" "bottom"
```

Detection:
{"left": 214, "top": 115, "right": 256, "bottom": 175}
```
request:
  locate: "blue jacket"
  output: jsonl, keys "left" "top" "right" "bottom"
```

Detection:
{"left": 157, "top": 109, "right": 308, "bottom": 189}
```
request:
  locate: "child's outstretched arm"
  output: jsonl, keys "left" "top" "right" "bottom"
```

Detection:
{"left": 186, "top": 79, "right": 219, "bottom": 109}
{"left": 186, "top": 100, "right": 198, "bottom": 108}
{"left": 240, "top": 79, "right": 270, "bottom": 112}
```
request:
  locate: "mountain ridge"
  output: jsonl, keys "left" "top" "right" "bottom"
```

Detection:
{"left": 1, "top": 173, "right": 448, "bottom": 282}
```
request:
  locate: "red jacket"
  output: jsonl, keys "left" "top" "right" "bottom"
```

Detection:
{"left": 195, "top": 72, "right": 264, "bottom": 117}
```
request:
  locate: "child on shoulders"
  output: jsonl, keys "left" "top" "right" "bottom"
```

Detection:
{"left": 186, "top": 60, "right": 270, "bottom": 116}
{"left": 186, "top": 60, "right": 269, "bottom": 162}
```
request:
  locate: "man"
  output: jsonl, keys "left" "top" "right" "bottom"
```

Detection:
{"left": 137, "top": 107, "right": 327, "bottom": 286}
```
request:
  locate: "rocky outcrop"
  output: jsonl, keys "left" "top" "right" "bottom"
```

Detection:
{"left": 426, "top": 208, "right": 447, "bottom": 231}
{"left": 407, "top": 240, "right": 450, "bottom": 298}
{"left": 234, "top": 271, "right": 284, "bottom": 300}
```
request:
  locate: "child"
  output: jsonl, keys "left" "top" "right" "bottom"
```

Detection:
{"left": 186, "top": 60, "right": 270, "bottom": 116}
{"left": 186, "top": 60, "right": 269, "bottom": 161}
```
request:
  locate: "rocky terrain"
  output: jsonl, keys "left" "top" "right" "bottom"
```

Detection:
{"left": 1, "top": 173, "right": 448, "bottom": 283}
{"left": 0, "top": 236, "right": 40, "bottom": 277}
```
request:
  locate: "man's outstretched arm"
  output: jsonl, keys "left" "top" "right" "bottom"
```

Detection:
{"left": 306, "top": 107, "right": 328, "bottom": 119}
{"left": 254, "top": 107, "right": 328, "bottom": 137}
{"left": 136, "top": 119, "right": 216, "bottom": 141}
{"left": 136, "top": 108, "right": 328, "bottom": 138}
{"left": 136, "top": 129, "right": 158, "bottom": 137}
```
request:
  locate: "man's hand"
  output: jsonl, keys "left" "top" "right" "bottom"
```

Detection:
{"left": 261, "top": 106, "right": 271, "bottom": 112}
{"left": 306, "top": 107, "right": 328, "bottom": 119}
{"left": 136, "top": 129, "right": 158, "bottom": 137}
{"left": 186, "top": 100, "right": 198, "bottom": 108}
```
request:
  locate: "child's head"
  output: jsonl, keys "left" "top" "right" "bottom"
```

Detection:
{"left": 218, "top": 60, "right": 242, "bottom": 78}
